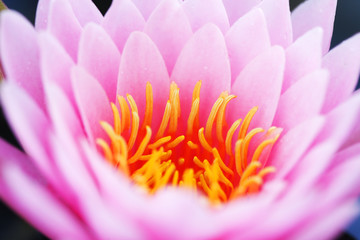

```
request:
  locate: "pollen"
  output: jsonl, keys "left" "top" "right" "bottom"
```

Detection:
{"left": 97, "top": 81, "right": 280, "bottom": 204}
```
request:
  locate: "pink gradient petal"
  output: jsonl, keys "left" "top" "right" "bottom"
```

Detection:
{"left": 144, "top": 0, "right": 193, "bottom": 73}
{"left": 290, "top": 141, "right": 338, "bottom": 189}
{"left": 117, "top": 31, "right": 170, "bottom": 130}
{"left": 258, "top": 0, "right": 292, "bottom": 48}
{"left": 290, "top": 202, "right": 358, "bottom": 240}
{"left": 102, "top": 0, "right": 145, "bottom": 52}
{"left": 38, "top": 33, "right": 76, "bottom": 106}
{"left": 0, "top": 138, "right": 41, "bottom": 181}
{"left": 332, "top": 143, "right": 360, "bottom": 169}
{"left": 0, "top": 11, "right": 44, "bottom": 110}
{"left": 71, "top": 66, "right": 113, "bottom": 144}
{"left": 291, "top": 0, "right": 337, "bottom": 55}
{"left": 0, "top": 163, "right": 91, "bottom": 239}
{"left": 44, "top": 83, "right": 84, "bottom": 140}
{"left": 171, "top": 23, "right": 231, "bottom": 123}
{"left": 282, "top": 27, "right": 323, "bottom": 92}
{"left": 47, "top": 0, "right": 82, "bottom": 61}
{"left": 80, "top": 140, "right": 146, "bottom": 219}
{"left": 78, "top": 23, "right": 121, "bottom": 102}
{"left": 274, "top": 69, "right": 329, "bottom": 131}
{"left": 67, "top": 0, "right": 102, "bottom": 26}
{"left": 182, "top": 0, "right": 230, "bottom": 34}
{"left": 225, "top": 8, "right": 271, "bottom": 84}
{"left": 132, "top": 0, "right": 162, "bottom": 20}
{"left": 325, "top": 145, "right": 360, "bottom": 200}
{"left": 322, "top": 33, "right": 360, "bottom": 113}
{"left": 315, "top": 91, "right": 360, "bottom": 149}
{"left": 35, "top": 0, "right": 50, "bottom": 30}
{"left": 269, "top": 116, "right": 325, "bottom": 179}
{"left": 0, "top": 82, "right": 54, "bottom": 182}
{"left": 230, "top": 46, "right": 285, "bottom": 129}
{"left": 222, "top": 0, "right": 261, "bottom": 25}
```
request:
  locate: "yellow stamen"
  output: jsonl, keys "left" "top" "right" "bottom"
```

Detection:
{"left": 118, "top": 96, "right": 131, "bottom": 132}
{"left": 99, "top": 81, "right": 280, "bottom": 204}
{"left": 141, "top": 82, "right": 153, "bottom": 131}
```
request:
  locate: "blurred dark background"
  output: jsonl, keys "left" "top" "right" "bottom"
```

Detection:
{"left": 0, "top": 0, "right": 359, "bottom": 239}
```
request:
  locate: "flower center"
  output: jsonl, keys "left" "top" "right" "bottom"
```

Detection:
{"left": 97, "top": 81, "right": 280, "bottom": 204}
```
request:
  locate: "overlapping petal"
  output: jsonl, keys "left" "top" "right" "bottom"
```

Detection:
{"left": 0, "top": 0, "right": 359, "bottom": 239}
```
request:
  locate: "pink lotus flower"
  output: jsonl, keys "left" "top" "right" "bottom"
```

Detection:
{"left": 1, "top": 0, "right": 360, "bottom": 239}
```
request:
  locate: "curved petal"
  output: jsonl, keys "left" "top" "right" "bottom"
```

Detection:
{"left": 258, "top": 0, "right": 292, "bottom": 48}
{"left": 225, "top": 8, "right": 271, "bottom": 84}
{"left": 67, "top": 0, "right": 102, "bottom": 26}
{"left": 0, "top": 82, "right": 54, "bottom": 182}
{"left": 0, "top": 11, "right": 44, "bottom": 110}
{"left": 182, "top": 0, "right": 230, "bottom": 34}
{"left": 144, "top": 0, "right": 193, "bottom": 73}
{"left": 38, "top": 33, "right": 76, "bottom": 107}
{"left": 35, "top": 0, "right": 51, "bottom": 30}
{"left": 78, "top": 23, "right": 121, "bottom": 102}
{"left": 321, "top": 33, "right": 360, "bottom": 113}
{"left": 44, "top": 82, "right": 84, "bottom": 141}
{"left": 315, "top": 91, "right": 360, "bottom": 149}
{"left": 117, "top": 31, "right": 170, "bottom": 130}
{"left": 290, "top": 201, "right": 358, "bottom": 240}
{"left": 47, "top": 0, "right": 82, "bottom": 61}
{"left": 291, "top": 0, "right": 337, "bottom": 55}
{"left": 282, "top": 27, "right": 323, "bottom": 92}
{"left": 274, "top": 69, "right": 329, "bottom": 131}
{"left": 71, "top": 66, "right": 113, "bottom": 145}
{"left": 269, "top": 116, "right": 325, "bottom": 179}
{"left": 222, "top": 0, "right": 261, "bottom": 25}
{"left": 0, "top": 163, "right": 91, "bottom": 239}
{"left": 132, "top": 0, "right": 162, "bottom": 20}
{"left": 102, "top": 0, "right": 145, "bottom": 52}
{"left": 171, "top": 24, "right": 231, "bottom": 124}
{"left": 230, "top": 46, "right": 285, "bottom": 129}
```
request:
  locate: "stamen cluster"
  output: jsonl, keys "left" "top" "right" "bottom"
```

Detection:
{"left": 98, "top": 81, "right": 279, "bottom": 203}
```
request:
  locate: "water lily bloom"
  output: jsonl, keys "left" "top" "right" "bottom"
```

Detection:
{"left": 1, "top": 0, "right": 360, "bottom": 239}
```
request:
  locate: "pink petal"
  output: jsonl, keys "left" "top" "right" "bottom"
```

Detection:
{"left": 230, "top": 46, "right": 285, "bottom": 129}
{"left": 144, "top": 0, "right": 193, "bottom": 73}
{"left": 332, "top": 143, "right": 360, "bottom": 169}
{"left": 0, "top": 11, "right": 44, "bottom": 110}
{"left": 290, "top": 202, "right": 358, "bottom": 240}
{"left": 47, "top": 0, "right": 82, "bottom": 61}
{"left": 258, "top": 0, "right": 292, "bottom": 48}
{"left": 282, "top": 27, "right": 323, "bottom": 92}
{"left": 182, "top": 0, "right": 230, "bottom": 34}
{"left": 38, "top": 33, "right": 76, "bottom": 107}
{"left": 171, "top": 24, "right": 231, "bottom": 124}
{"left": 67, "top": 0, "right": 102, "bottom": 26}
{"left": 78, "top": 23, "right": 121, "bottom": 102}
{"left": 325, "top": 145, "right": 360, "bottom": 199}
{"left": 117, "top": 31, "right": 170, "bottom": 130}
{"left": 44, "top": 82, "right": 84, "bottom": 141}
{"left": 321, "top": 33, "right": 360, "bottom": 113}
{"left": 225, "top": 8, "right": 271, "bottom": 84}
{"left": 35, "top": 0, "right": 51, "bottom": 30}
{"left": 290, "top": 141, "right": 338, "bottom": 188}
{"left": 71, "top": 66, "right": 113, "bottom": 144}
{"left": 102, "top": 0, "right": 145, "bottom": 52}
{"left": 0, "top": 138, "right": 41, "bottom": 181}
{"left": 132, "top": 0, "right": 162, "bottom": 20}
{"left": 274, "top": 69, "right": 329, "bottom": 131}
{"left": 291, "top": 0, "right": 337, "bottom": 55}
{"left": 315, "top": 91, "right": 360, "bottom": 149}
{"left": 0, "top": 163, "right": 91, "bottom": 239}
{"left": 222, "top": 0, "right": 261, "bottom": 25}
{"left": 0, "top": 82, "right": 54, "bottom": 182}
{"left": 269, "top": 116, "right": 325, "bottom": 179}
